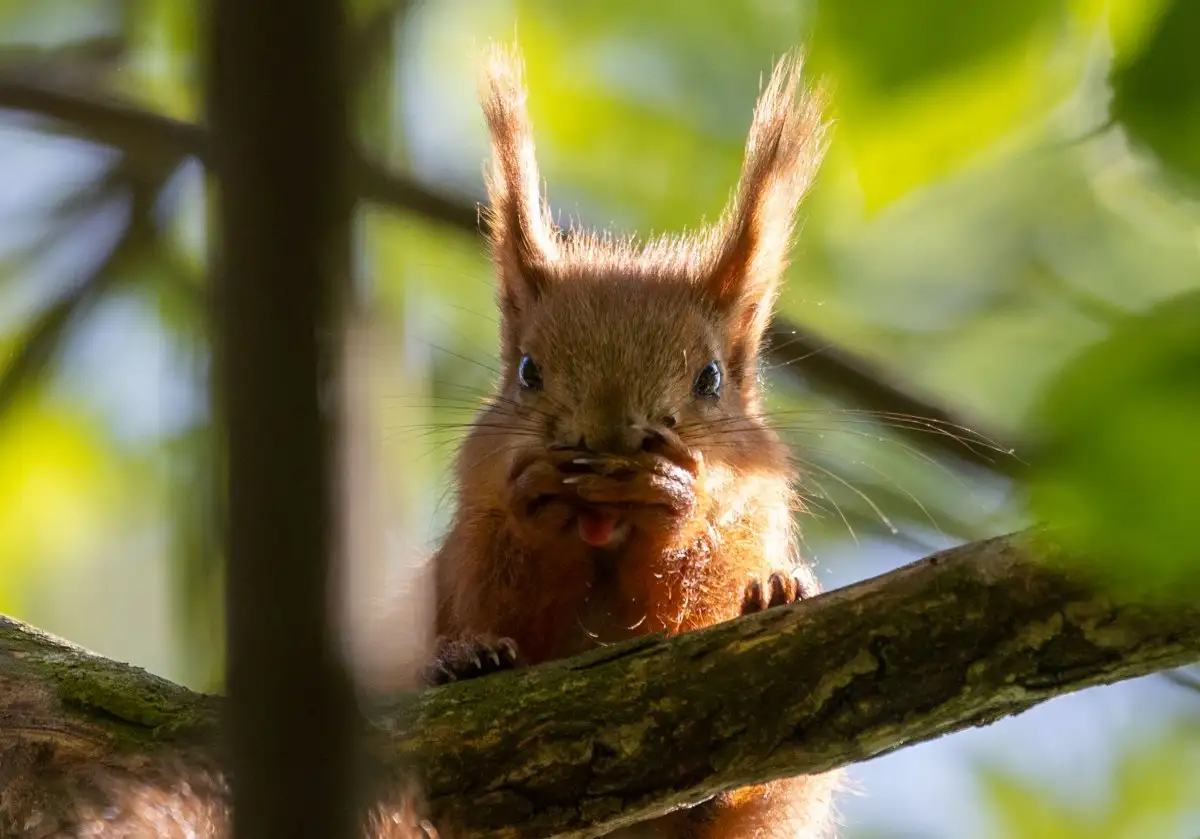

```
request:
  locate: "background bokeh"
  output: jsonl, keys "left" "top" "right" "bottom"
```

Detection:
{"left": 2, "top": 1, "right": 1199, "bottom": 837}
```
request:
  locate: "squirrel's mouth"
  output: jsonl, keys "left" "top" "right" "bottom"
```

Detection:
{"left": 576, "top": 507, "right": 629, "bottom": 548}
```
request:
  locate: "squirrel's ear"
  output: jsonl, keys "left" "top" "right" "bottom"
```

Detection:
{"left": 701, "top": 53, "right": 828, "bottom": 377}
{"left": 478, "top": 44, "right": 559, "bottom": 321}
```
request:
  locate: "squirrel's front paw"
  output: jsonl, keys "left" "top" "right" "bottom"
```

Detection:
{"left": 507, "top": 451, "right": 579, "bottom": 539}
{"left": 425, "top": 634, "right": 521, "bottom": 686}
{"left": 563, "top": 453, "right": 698, "bottom": 516}
{"left": 740, "top": 568, "right": 817, "bottom": 615}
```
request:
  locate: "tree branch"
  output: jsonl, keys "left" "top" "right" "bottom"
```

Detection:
{"left": 0, "top": 157, "right": 174, "bottom": 416}
{"left": 0, "top": 75, "right": 479, "bottom": 235}
{"left": 0, "top": 75, "right": 1013, "bottom": 471}
{"left": 2, "top": 529, "right": 1197, "bottom": 838}
{"left": 762, "top": 321, "right": 1019, "bottom": 475}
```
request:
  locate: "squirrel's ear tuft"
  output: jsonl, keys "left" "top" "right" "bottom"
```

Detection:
{"left": 701, "top": 52, "right": 829, "bottom": 376}
{"left": 478, "top": 44, "right": 559, "bottom": 320}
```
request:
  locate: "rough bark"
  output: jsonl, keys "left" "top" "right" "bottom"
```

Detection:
{"left": 1, "top": 528, "right": 1197, "bottom": 839}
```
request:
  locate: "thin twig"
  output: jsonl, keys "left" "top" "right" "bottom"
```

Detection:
{"left": 764, "top": 322, "right": 1021, "bottom": 476}
{"left": 1163, "top": 668, "right": 1200, "bottom": 694}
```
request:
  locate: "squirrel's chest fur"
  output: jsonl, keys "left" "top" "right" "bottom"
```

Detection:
{"left": 437, "top": 501, "right": 783, "bottom": 663}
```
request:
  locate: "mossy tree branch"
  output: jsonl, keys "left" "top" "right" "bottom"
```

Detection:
{"left": 2, "top": 528, "right": 1198, "bottom": 838}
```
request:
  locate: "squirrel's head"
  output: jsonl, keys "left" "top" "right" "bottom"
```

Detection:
{"left": 475, "top": 45, "right": 828, "bottom": 467}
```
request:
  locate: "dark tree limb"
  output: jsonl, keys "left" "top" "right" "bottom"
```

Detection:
{"left": 0, "top": 156, "right": 175, "bottom": 416}
{"left": 762, "top": 321, "right": 1020, "bottom": 476}
{"left": 2, "top": 529, "right": 1197, "bottom": 838}
{"left": 0, "top": 75, "right": 1012, "bottom": 470}
{"left": 207, "top": 0, "right": 358, "bottom": 838}
{"left": 0, "top": 75, "right": 479, "bottom": 234}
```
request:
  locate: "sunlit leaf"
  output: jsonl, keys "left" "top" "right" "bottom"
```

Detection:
{"left": 1109, "top": 0, "right": 1200, "bottom": 193}
{"left": 977, "top": 767, "right": 1088, "bottom": 839}
{"left": 827, "top": 54, "right": 1059, "bottom": 211}
{"left": 1103, "top": 0, "right": 1173, "bottom": 59}
{"left": 1103, "top": 726, "right": 1197, "bottom": 837}
{"left": 501, "top": 19, "right": 745, "bottom": 231}
{"left": 119, "top": 0, "right": 199, "bottom": 120}
{"left": 812, "top": 0, "right": 1065, "bottom": 95}
{"left": 807, "top": 0, "right": 1080, "bottom": 209}
{"left": 0, "top": 394, "right": 123, "bottom": 613}
{"left": 977, "top": 725, "right": 1200, "bottom": 839}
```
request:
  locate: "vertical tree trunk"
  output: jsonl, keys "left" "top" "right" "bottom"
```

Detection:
{"left": 206, "top": 1, "right": 357, "bottom": 838}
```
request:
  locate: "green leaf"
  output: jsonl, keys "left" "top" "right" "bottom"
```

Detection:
{"left": 976, "top": 725, "right": 1200, "bottom": 839}
{"left": 1025, "top": 288, "right": 1200, "bottom": 602}
{"left": 1109, "top": 0, "right": 1200, "bottom": 193}
{"left": 493, "top": 16, "right": 748, "bottom": 232}
{"left": 0, "top": 394, "right": 124, "bottom": 614}
{"left": 1103, "top": 728, "right": 1195, "bottom": 837}
{"left": 806, "top": 0, "right": 1078, "bottom": 209}
{"left": 811, "top": 0, "right": 1064, "bottom": 96}
{"left": 977, "top": 766, "right": 1088, "bottom": 839}
{"left": 119, "top": 0, "right": 199, "bottom": 119}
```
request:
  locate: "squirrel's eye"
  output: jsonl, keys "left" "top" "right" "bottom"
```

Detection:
{"left": 517, "top": 354, "right": 543, "bottom": 391}
{"left": 693, "top": 360, "right": 722, "bottom": 399}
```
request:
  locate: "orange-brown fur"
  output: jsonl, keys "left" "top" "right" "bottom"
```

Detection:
{"left": 433, "top": 45, "right": 839, "bottom": 838}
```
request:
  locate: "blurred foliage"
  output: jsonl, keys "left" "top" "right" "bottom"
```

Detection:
{"left": 0, "top": 0, "right": 1198, "bottom": 836}
{"left": 808, "top": 0, "right": 1076, "bottom": 209}
{"left": 977, "top": 721, "right": 1200, "bottom": 838}
{"left": 1028, "top": 289, "right": 1200, "bottom": 602}
{"left": 1109, "top": 0, "right": 1200, "bottom": 195}
{"left": 0, "top": 391, "right": 124, "bottom": 613}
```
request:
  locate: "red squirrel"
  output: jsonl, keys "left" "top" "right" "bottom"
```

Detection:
{"left": 428, "top": 45, "right": 839, "bottom": 839}
{"left": 13, "top": 46, "right": 835, "bottom": 839}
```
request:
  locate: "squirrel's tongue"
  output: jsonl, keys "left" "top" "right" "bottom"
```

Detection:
{"left": 577, "top": 509, "right": 620, "bottom": 547}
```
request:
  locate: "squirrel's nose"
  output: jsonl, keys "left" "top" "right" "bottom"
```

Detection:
{"left": 573, "top": 422, "right": 667, "bottom": 456}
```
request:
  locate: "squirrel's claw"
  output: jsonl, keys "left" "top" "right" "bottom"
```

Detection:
{"left": 425, "top": 634, "right": 522, "bottom": 687}
{"left": 740, "top": 568, "right": 817, "bottom": 615}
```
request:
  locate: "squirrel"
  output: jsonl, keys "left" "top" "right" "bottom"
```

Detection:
{"left": 426, "top": 45, "right": 839, "bottom": 839}
{"left": 10, "top": 46, "right": 835, "bottom": 839}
